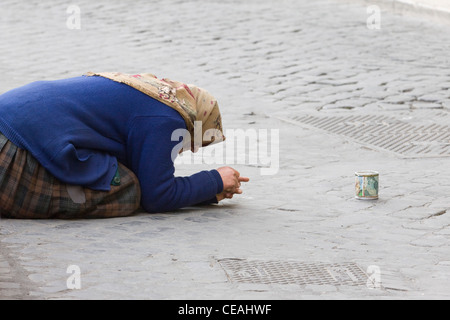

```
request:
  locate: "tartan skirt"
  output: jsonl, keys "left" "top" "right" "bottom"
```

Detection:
{"left": 0, "top": 133, "right": 141, "bottom": 219}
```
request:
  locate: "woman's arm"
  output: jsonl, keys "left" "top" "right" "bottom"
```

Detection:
{"left": 127, "top": 116, "right": 224, "bottom": 213}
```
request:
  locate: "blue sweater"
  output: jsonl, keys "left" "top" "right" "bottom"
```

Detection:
{"left": 0, "top": 76, "right": 223, "bottom": 213}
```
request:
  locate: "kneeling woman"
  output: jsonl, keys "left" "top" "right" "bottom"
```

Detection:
{"left": 0, "top": 72, "right": 249, "bottom": 219}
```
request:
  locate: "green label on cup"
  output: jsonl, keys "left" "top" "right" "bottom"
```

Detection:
{"left": 355, "top": 171, "right": 379, "bottom": 200}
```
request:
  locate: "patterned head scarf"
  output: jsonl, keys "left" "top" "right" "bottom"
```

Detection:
{"left": 85, "top": 72, "right": 225, "bottom": 152}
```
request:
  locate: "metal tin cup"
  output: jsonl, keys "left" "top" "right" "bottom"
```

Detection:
{"left": 355, "top": 170, "right": 379, "bottom": 200}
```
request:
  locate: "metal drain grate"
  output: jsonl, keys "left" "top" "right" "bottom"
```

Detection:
{"left": 278, "top": 113, "right": 450, "bottom": 158}
{"left": 218, "top": 259, "right": 369, "bottom": 286}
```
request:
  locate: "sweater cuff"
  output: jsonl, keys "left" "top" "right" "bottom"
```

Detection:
{"left": 209, "top": 169, "right": 224, "bottom": 194}
{"left": 196, "top": 196, "right": 219, "bottom": 206}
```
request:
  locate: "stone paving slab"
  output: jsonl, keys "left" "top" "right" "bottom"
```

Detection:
{"left": 2, "top": 114, "right": 449, "bottom": 299}
{"left": 1, "top": 0, "right": 450, "bottom": 300}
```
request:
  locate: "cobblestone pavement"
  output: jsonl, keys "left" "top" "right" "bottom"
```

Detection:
{"left": 1, "top": 0, "right": 450, "bottom": 299}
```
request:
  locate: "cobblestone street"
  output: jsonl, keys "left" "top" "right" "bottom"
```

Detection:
{"left": 1, "top": 0, "right": 450, "bottom": 299}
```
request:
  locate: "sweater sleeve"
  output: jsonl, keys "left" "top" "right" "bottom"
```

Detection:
{"left": 127, "top": 116, "right": 224, "bottom": 213}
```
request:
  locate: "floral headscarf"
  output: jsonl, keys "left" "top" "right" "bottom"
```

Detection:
{"left": 85, "top": 72, "right": 225, "bottom": 151}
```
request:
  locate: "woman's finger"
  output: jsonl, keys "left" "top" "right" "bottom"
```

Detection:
{"left": 238, "top": 176, "right": 250, "bottom": 182}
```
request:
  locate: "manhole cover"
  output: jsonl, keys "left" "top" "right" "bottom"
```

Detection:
{"left": 277, "top": 112, "right": 450, "bottom": 158}
{"left": 218, "top": 259, "right": 369, "bottom": 286}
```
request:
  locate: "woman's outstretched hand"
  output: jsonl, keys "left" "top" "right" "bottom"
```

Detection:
{"left": 216, "top": 166, "right": 250, "bottom": 201}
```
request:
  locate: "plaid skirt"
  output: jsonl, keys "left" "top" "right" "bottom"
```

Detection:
{"left": 0, "top": 133, "right": 141, "bottom": 219}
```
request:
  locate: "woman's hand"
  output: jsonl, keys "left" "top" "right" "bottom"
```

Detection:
{"left": 216, "top": 167, "right": 250, "bottom": 201}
